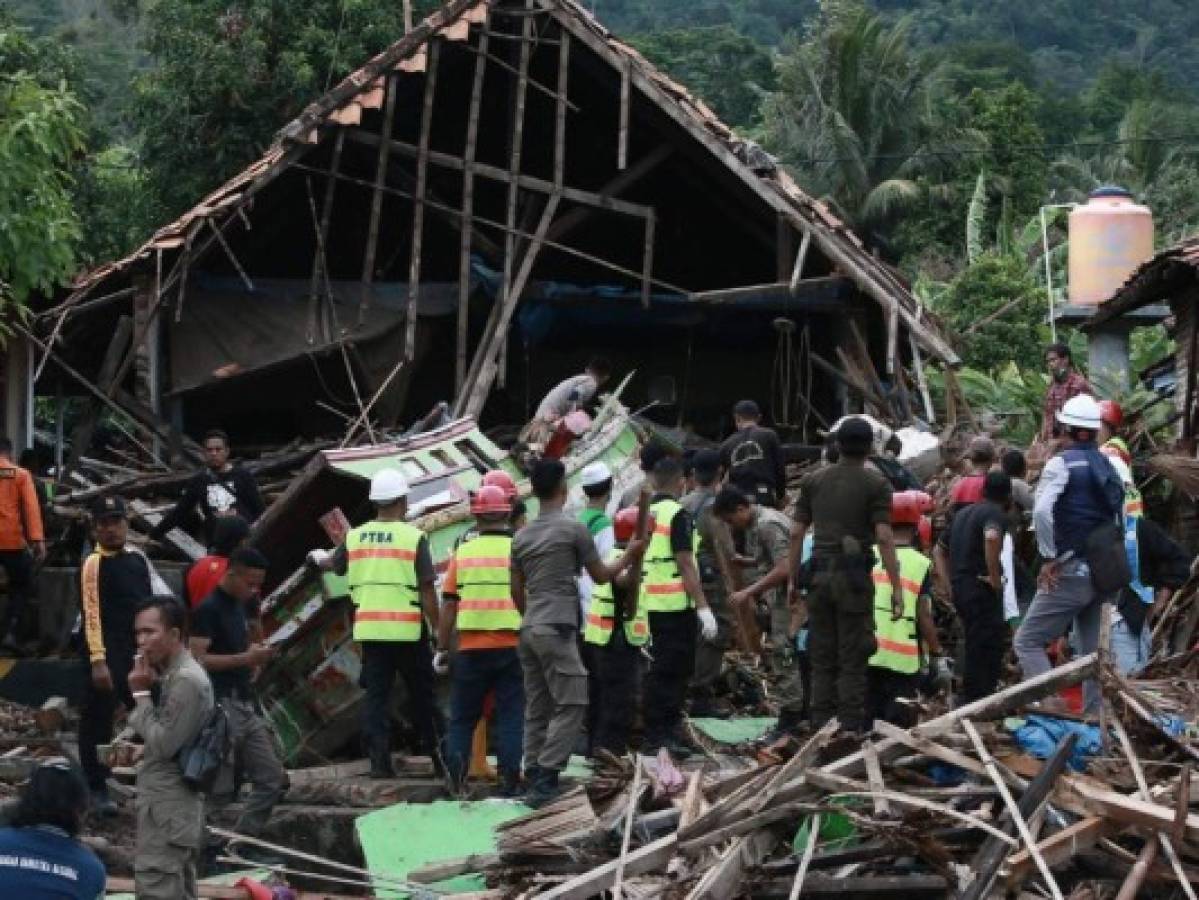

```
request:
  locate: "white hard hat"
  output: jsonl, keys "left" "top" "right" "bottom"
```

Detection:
{"left": 581, "top": 461, "right": 612, "bottom": 488}
{"left": 369, "top": 468, "right": 410, "bottom": 503}
{"left": 1056, "top": 394, "right": 1102, "bottom": 430}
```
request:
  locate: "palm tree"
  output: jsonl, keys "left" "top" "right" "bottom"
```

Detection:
{"left": 761, "top": 3, "right": 962, "bottom": 239}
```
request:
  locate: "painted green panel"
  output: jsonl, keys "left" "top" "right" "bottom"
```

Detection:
{"left": 691, "top": 716, "right": 777, "bottom": 744}
{"left": 356, "top": 800, "right": 530, "bottom": 897}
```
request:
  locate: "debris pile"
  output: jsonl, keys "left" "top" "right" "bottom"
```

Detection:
{"left": 385, "top": 653, "right": 1198, "bottom": 899}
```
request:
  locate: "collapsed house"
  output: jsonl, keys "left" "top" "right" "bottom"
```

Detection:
{"left": 19, "top": 0, "right": 957, "bottom": 458}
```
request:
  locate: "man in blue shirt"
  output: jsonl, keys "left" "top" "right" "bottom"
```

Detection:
{"left": 0, "top": 759, "right": 106, "bottom": 898}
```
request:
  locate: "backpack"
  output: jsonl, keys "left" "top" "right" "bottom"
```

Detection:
{"left": 177, "top": 704, "right": 232, "bottom": 793}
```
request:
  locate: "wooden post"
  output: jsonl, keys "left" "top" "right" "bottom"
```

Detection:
{"left": 456, "top": 18, "right": 490, "bottom": 393}
{"left": 618, "top": 56, "right": 630, "bottom": 170}
{"left": 642, "top": 210, "right": 655, "bottom": 309}
{"left": 360, "top": 78, "right": 399, "bottom": 327}
{"left": 777, "top": 215, "right": 794, "bottom": 283}
{"left": 404, "top": 41, "right": 441, "bottom": 361}
{"left": 308, "top": 131, "right": 345, "bottom": 343}
{"left": 788, "top": 228, "right": 811, "bottom": 295}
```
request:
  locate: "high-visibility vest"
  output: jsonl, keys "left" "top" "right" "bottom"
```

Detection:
{"left": 584, "top": 549, "right": 649, "bottom": 647}
{"left": 346, "top": 520, "right": 424, "bottom": 642}
{"left": 453, "top": 533, "right": 521, "bottom": 633}
{"left": 868, "top": 547, "right": 931, "bottom": 674}
{"left": 642, "top": 498, "right": 696, "bottom": 613}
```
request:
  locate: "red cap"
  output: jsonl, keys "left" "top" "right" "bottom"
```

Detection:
{"left": 471, "top": 485, "right": 512, "bottom": 516}
{"left": 892, "top": 490, "right": 933, "bottom": 526}
{"left": 481, "top": 470, "right": 518, "bottom": 499}
{"left": 1099, "top": 400, "right": 1123, "bottom": 429}
{"left": 614, "top": 507, "right": 652, "bottom": 543}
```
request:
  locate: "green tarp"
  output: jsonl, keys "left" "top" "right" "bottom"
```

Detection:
{"left": 690, "top": 716, "right": 777, "bottom": 744}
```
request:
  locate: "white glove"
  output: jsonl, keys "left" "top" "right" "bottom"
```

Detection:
{"left": 697, "top": 607, "right": 718, "bottom": 642}
{"left": 432, "top": 650, "right": 450, "bottom": 675}
{"left": 307, "top": 548, "right": 333, "bottom": 569}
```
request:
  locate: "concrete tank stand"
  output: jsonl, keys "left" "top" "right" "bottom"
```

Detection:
{"left": 1055, "top": 303, "right": 1170, "bottom": 391}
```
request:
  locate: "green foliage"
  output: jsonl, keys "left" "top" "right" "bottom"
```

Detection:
{"left": 0, "top": 26, "right": 85, "bottom": 309}
{"left": 931, "top": 253, "right": 1045, "bottom": 373}
{"left": 964, "top": 83, "right": 1046, "bottom": 223}
{"left": 628, "top": 25, "right": 776, "bottom": 128}
{"left": 133, "top": 0, "right": 440, "bottom": 219}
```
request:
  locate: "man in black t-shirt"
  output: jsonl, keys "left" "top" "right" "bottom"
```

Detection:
{"left": 946, "top": 471, "right": 1012, "bottom": 702}
{"left": 719, "top": 400, "right": 786, "bottom": 508}
{"left": 152, "top": 430, "right": 264, "bottom": 545}
{"left": 190, "top": 548, "right": 286, "bottom": 854}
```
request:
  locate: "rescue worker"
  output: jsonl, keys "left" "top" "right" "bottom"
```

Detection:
{"left": 786, "top": 417, "right": 900, "bottom": 734}
{"left": 436, "top": 485, "right": 524, "bottom": 795}
{"left": 712, "top": 487, "right": 804, "bottom": 733}
{"left": 310, "top": 468, "right": 441, "bottom": 777}
{"left": 512, "top": 460, "right": 644, "bottom": 807}
{"left": 641, "top": 457, "right": 719, "bottom": 756}
{"left": 1016, "top": 394, "right": 1124, "bottom": 713}
{"left": 521, "top": 358, "right": 612, "bottom": 445}
{"left": 128, "top": 597, "right": 214, "bottom": 899}
{"left": 78, "top": 495, "right": 170, "bottom": 815}
{"left": 865, "top": 491, "right": 943, "bottom": 727}
{"left": 584, "top": 506, "right": 651, "bottom": 756}
{"left": 0, "top": 435, "right": 45, "bottom": 653}
{"left": 1098, "top": 402, "right": 1145, "bottom": 519}
{"left": 681, "top": 450, "right": 738, "bottom": 717}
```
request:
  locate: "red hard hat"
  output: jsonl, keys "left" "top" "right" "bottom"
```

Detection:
{"left": 918, "top": 515, "right": 932, "bottom": 549}
{"left": 892, "top": 490, "right": 933, "bottom": 526}
{"left": 614, "top": 507, "right": 653, "bottom": 544}
{"left": 1099, "top": 400, "right": 1123, "bottom": 429}
{"left": 471, "top": 485, "right": 512, "bottom": 516}
{"left": 481, "top": 470, "right": 518, "bottom": 499}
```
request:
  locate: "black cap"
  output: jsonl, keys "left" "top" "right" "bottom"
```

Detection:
{"left": 733, "top": 399, "right": 761, "bottom": 419}
{"left": 836, "top": 417, "right": 874, "bottom": 455}
{"left": 91, "top": 495, "right": 128, "bottom": 519}
{"left": 639, "top": 441, "right": 670, "bottom": 473}
{"left": 691, "top": 448, "right": 721, "bottom": 478}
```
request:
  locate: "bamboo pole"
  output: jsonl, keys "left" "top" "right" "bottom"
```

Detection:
{"left": 308, "top": 131, "right": 345, "bottom": 342}
{"left": 359, "top": 77, "right": 398, "bottom": 327}
{"left": 611, "top": 753, "right": 643, "bottom": 900}
{"left": 404, "top": 41, "right": 441, "bottom": 361}
{"left": 456, "top": 17, "right": 490, "bottom": 393}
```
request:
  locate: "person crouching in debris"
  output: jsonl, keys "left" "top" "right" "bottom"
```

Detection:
{"left": 436, "top": 485, "right": 525, "bottom": 796}
{"left": 511, "top": 460, "right": 644, "bottom": 807}
{"left": 787, "top": 417, "right": 899, "bottom": 735}
{"left": 584, "top": 506, "right": 651, "bottom": 758}
{"left": 129, "top": 597, "right": 214, "bottom": 899}
{"left": 78, "top": 495, "right": 172, "bottom": 817}
{"left": 190, "top": 548, "right": 287, "bottom": 862}
{"left": 865, "top": 491, "right": 943, "bottom": 728}
{"left": 0, "top": 759, "right": 106, "bottom": 898}
{"left": 641, "top": 457, "right": 719, "bottom": 757}
{"left": 712, "top": 487, "right": 804, "bottom": 739}
{"left": 309, "top": 468, "right": 442, "bottom": 778}
{"left": 519, "top": 357, "right": 613, "bottom": 446}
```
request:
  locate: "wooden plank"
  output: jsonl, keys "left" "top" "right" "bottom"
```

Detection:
{"left": 359, "top": 78, "right": 399, "bottom": 326}
{"left": 405, "top": 40, "right": 441, "bottom": 361}
{"left": 824, "top": 653, "right": 1097, "bottom": 779}
{"left": 309, "top": 131, "right": 345, "bottom": 342}
{"left": 545, "top": 144, "right": 672, "bottom": 244}
{"left": 611, "top": 752, "right": 643, "bottom": 900}
{"left": 789, "top": 228, "right": 811, "bottom": 295}
{"left": 962, "top": 719, "right": 1062, "bottom": 900}
{"left": 641, "top": 210, "right": 655, "bottom": 309}
{"left": 872, "top": 719, "right": 1024, "bottom": 789}
{"left": 618, "top": 56, "right": 630, "bottom": 170}
{"left": 787, "top": 812, "right": 820, "bottom": 900}
{"left": 456, "top": 17, "right": 490, "bottom": 393}
{"left": 1004, "top": 817, "right": 1110, "bottom": 888}
{"left": 686, "top": 829, "right": 778, "bottom": 900}
{"left": 748, "top": 719, "right": 839, "bottom": 815}
{"left": 862, "top": 741, "right": 890, "bottom": 817}
{"left": 535, "top": 835, "right": 676, "bottom": 900}
{"left": 554, "top": 32, "right": 570, "bottom": 189}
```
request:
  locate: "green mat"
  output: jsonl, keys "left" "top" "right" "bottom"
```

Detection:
{"left": 690, "top": 716, "right": 777, "bottom": 744}
{"left": 356, "top": 799, "right": 529, "bottom": 897}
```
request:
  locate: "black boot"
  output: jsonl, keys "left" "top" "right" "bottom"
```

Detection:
{"left": 369, "top": 740, "right": 395, "bottom": 779}
{"left": 497, "top": 768, "right": 524, "bottom": 799}
{"left": 525, "top": 768, "right": 561, "bottom": 808}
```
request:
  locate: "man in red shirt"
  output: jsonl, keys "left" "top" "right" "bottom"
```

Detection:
{"left": 0, "top": 437, "right": 45, "bottom": 653}
{"left": 1041, "top": 343, "right": 1091, "bottom": 441}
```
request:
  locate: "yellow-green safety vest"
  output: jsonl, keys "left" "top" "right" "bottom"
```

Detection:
{"left": 642, "top": 498, "right": 697, "bottom": 613}
{"left": 868, "top": 547, "right": 931, "bottom": 674}
{"left": 453, "top": 533, "right": 520, "bottom": 633}
{"left": 584, "top": 549, "right": 649, "bottom": 647}
{"left": 346, "top": 520, "right": 424, "bottom": 642}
